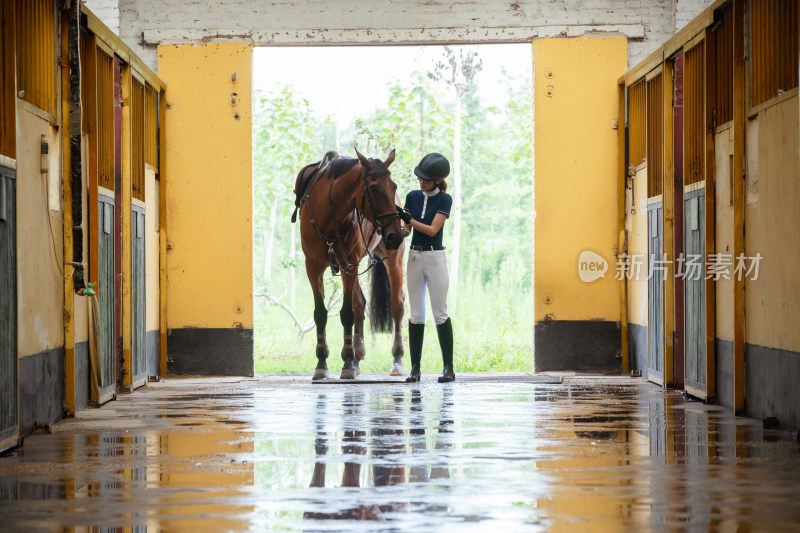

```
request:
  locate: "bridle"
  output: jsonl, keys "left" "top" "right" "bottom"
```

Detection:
{"left": 358, "top": 167, "right": 403, "bottom": 262}
{"left": 304, "top": 160, "right": 402, "bottom": 276}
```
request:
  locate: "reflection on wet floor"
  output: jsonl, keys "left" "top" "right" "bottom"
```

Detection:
{"left": 1, "top": 376, "right": 799, "bottom": 531}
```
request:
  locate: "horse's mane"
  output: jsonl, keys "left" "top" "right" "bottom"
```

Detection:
{"left": 328, "top": 156, "right": 359, "bottom": 179}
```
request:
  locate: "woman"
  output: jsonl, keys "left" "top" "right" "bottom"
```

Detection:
{"left": 397, "top": 152, "right": 455, "bottom": 383}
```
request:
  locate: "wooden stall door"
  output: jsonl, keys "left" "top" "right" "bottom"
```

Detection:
{"left": 131, "top": 206, "right": 146, "bottom": 388}
{"left": 648, "top": 204, "right": 665, "bottom": 383}
{"left": 646, "top": 68, "right": 666, "bottom": 386}
{"left": 98, "top": 194, "right": 117, "bottom": 403}
{"left": 0, "top": 165, "right": 18, "bottom": 452}
{"left": 684, "top": 189, "right": 708, "bottom": 394}
{"left": 683, "top": 33, "right": 713, "bottom": 399}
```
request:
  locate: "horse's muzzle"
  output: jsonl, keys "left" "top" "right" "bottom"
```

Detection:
{"left": 384, "top": 231, "right": 402, "bottom": 251}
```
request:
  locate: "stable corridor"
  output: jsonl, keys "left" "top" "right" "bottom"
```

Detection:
{"left": 1, "top": 375, "right": 799, "bottom": 531}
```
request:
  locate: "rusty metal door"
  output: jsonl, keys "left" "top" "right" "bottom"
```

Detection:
{"left": 98, "top": 194, "right": 117, "bottom": 403}
{"left": 131, "top": 206, "right": 146, "bottom": 388}
{"left": 0, "top": 164, "right": 18, "bottom": 452}
{"left": 648, "top": 203, "right": 664, "bottom": 384}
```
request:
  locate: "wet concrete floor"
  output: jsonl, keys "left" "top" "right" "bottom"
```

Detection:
{"left": 1, "top": 374, "right": 799, "bottom": 532}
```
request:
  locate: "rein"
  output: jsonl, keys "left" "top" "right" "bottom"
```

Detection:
{"left": 303, "top": 161, "right": 401, "bottom": 277}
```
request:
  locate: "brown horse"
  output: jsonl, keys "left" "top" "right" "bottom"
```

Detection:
{"left": 294, "top": 149, "right": 406, "bottom": 380}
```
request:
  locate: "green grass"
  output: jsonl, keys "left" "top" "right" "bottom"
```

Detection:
{"left": 254, "top": 288, "right": 533, "bottom": 374}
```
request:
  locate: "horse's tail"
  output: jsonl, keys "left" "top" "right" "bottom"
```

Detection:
{"left": 369, "top": 261, "right": 393, "bottom": 333}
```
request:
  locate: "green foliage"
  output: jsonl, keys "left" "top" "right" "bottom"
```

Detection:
{"left": 252, "top": 85, "right": 331, "bottom": 297}
{"left": 343, "top": 72, "right": 453, "bottom": 193}
{"left": 254, "top": 281, "right": 532, "bottom": 374}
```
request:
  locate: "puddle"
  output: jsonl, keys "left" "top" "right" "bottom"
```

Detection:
{"left": 0, "top": 380, "right": 798, "bottom": 530}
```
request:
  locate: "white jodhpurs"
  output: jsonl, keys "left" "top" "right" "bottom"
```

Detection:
{"left": 406, "top": 249, "right": 449, "bottom": 325}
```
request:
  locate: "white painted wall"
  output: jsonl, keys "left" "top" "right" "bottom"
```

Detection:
{"left": 674, "top": 0, "right": 716, "bottom": 32}
{"left": 115, "top": 0, "right": 716, "bottom": 72}
{"left": 83, "top": 0, "right": 120, "bottom": 35}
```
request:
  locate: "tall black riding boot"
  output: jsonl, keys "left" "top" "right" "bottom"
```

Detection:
{"left": 405, "top": 322, "right": 425, "bottom": 382}
{"left": 436, "top": 318, "right": 455, "bottom": 383}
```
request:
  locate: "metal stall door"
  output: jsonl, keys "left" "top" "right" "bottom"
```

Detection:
{"left": 131, "top": 206, "right": 146, "bottom": 388}
{"left": 682, "top": 33, "right": 711, "bottom": 399}
{"left": 647, "top": 203, "right": 664, "bottom": 383}
{"left": 98, "top": 194, "right": 117, "bottom": 403}
{"left": 0, "top": 164, "right": 18, "bottom": 452}
{"left": 684, "top": 190, "right": 707, "bottom": 396}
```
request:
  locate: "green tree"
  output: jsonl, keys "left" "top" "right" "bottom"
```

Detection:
{"left": 253, "top": 86, "right": 328, "bottom": 306}
{"left": 344, "top": 71, "right": 452, "bottom": 193}
{"left": 429, "top": 47, "right": 483, "bottom": 313}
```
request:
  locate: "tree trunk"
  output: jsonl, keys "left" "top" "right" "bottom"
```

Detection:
{"left": 449, "top": 92, "right": 462, "bottom": 314}
{"left": 264, "top": 193, "right": 278, "bottom": 281}
{"left": 419, "top": 94, "right": 425, "bottom": 154}
{"left": 290, "top": 221, "right": 297, "bottom": 310}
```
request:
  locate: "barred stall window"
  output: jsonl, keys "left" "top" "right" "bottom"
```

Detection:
{"left": 684, "top": 40, "right": 706, "bottom": 185}
{"left": 15, "top": 0, "right": 56, "bottom": 117}
{"left": 144, "top": 86, "right": 158, "bottom": 172}
{"left": 131, "top": 76, "right": 145, "bottom": 202}
{"left": 1, "top": 0, "right": 15, "bottom": 158}
{"left": 628, "top": 80, "right": 646, "bottom": 168}
{"left": 80, "top": 32, "right": 92, "bottom": 136}
{"left": 750, "top": 0, "right": 799, "bottom": 108}
{"left": 97, "top": 48, "right": 115, "bottom": 191}
{"left": 713, "top": 3, "right": 734, "bottom": 125}
{"left": 647, "top": 71, "right": 664, "bottom": 198}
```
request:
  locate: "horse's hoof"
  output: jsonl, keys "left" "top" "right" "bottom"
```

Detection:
{"left": 340, "top": 367, "right": 358, "bottom": 380}
{"left": 312, "top": 368, "right": 329, "bottom": 381}
{"left": 389, "top": 362, "right": 405, "bottom": 376}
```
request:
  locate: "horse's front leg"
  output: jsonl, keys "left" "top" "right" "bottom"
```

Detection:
{"left": 307, "top": 261, "right": 330, "bottom": 381}
{"left": 339, "top": 272, "right": 360, "bottom": 379}
{"left": 387, "top": 255, "right": 406, "bottom": 376}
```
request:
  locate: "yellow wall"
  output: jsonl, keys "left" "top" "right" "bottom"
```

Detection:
{"left": 145, "top": 166, "right": 159, "bottom": 331}
{"left": 627, "top": 166, "right": 649, "bottom": 327}
{"left": 744, "top": 95, "right": 800, "bottom": 353}
{"left": 16, "top": 104, "right": 64, "bottom": 357}
{"left": 158, "top": 43, "right": 253, "bottom": 330}
{"left": 533, "top": 37, "right": 627, "bottom": 322}
{"left": 714, "top": 125, "right": 735, "bottom": 342}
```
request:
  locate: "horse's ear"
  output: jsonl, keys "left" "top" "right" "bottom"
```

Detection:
{"left": 384, "top": 149, "right": 395, "bottom": 168}
{"left": 355, "top": 147, "right": 370, "bottom": 169}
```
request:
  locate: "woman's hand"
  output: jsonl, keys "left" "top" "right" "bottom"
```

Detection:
{"left": 397, "top": 206, "right": 412, "bottom": 224}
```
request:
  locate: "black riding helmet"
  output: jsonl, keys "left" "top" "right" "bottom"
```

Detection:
{"left": 414, "top": 152, "right": 450, "bottom": 182}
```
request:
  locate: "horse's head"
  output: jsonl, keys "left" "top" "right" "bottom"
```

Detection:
{"left": 355, "top": 148, "right": 404, "bottom": 250}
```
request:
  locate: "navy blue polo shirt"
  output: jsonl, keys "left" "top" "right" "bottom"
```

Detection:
{"left": 404, "top": 189, "right": 452, "bottom": 248}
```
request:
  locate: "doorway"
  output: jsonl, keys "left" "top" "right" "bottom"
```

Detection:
{"left": 251, "top": 44, "right": 534, "bottom": 375}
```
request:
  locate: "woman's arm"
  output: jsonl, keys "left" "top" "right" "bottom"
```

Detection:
{"left": 410, "top": 213, "right": 447, "bottom": 237}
